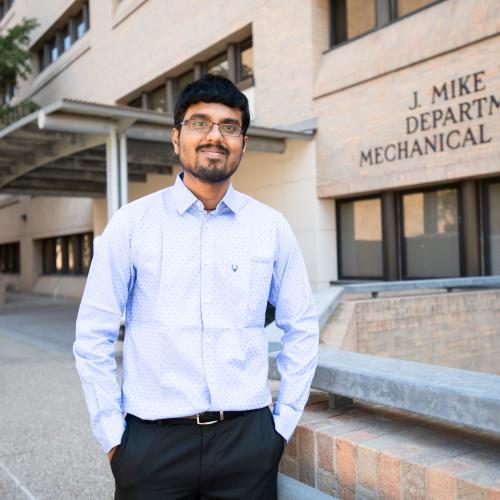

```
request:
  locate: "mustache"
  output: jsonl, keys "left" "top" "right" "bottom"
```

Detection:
{"left": 196, "top": 144, "right": 229, "bottom": 155}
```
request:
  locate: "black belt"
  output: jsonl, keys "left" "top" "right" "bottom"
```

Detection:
{"left": 127, "top": 408, "right": 261, "bottom": 426}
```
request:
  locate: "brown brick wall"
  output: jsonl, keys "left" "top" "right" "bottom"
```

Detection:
{"left": 355, "top": 290, "right": 500, "bottom": 375}
{"left": 281, "top": 395, "right": 500, "bottom": 499}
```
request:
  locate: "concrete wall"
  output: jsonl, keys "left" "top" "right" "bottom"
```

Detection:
{"left": 0, "top": 194, "right": 92, "bottom": 294}
{"left": 315, "top": 0, "right": 500, "bottom": 197}
{"left": 6, "top": 0, "right": 330, "bottom": 129}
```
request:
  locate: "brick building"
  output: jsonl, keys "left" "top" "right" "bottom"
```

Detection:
{"left": 0, "top": 0, "right": 498, "bottom": 298}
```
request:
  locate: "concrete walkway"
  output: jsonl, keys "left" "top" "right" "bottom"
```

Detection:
{"left": 0, "top": 296, "right": 115, "bottom": 499}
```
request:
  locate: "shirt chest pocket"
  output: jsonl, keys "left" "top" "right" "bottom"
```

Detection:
{"left": 245, "top": 256, "right": 274, "bottom": 328}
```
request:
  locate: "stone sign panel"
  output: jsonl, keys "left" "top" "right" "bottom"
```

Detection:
{"left": 316, "top": 37, "right": 500, "bottom": 198}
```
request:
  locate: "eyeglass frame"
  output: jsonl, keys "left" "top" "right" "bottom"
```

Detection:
{"left": 178, "top": 118, "right": 244, "bottom": 137}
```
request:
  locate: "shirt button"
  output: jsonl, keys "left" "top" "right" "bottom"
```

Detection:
{"left": 204, "top": 297, "right": 211, "bottom": 304}
{"left": 204, "top": 259, "right": 209, "bottom": 265}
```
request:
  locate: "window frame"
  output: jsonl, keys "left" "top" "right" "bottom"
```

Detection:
{"left": 336, "top": 194, "right": 384, "bottom": 281}
{"left": 0, "top": 0, "right": 14, "bottom": 22}
{"left": 0, "top": 241, "right": 20, "bottom": 274}
{"left": 127, "top": 36, "right": 254, "bottom": 111}
{"left": 41, "top": 232, "right": 93, "bottom": 276}
{"left": 398, "top": 183, "right": 465, "bottom": 280}
{"left": 481, "top": 177, "right": 500, "bottom": 276}
{"left": 36, "top": 1, "right": 90, "bottom": 73}
{"left": 328, "top": 0, "right": 446, "bottom": 50}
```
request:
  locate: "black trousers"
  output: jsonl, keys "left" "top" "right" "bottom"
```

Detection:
{"left": 110, "top": 407, "right": 285, "bottom": 500}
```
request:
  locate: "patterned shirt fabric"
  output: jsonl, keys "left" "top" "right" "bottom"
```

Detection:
{"left": 74, "top": 172, "right": 319, "bottom": 453}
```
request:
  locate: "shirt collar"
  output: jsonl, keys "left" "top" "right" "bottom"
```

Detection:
{"left": 173, "top": 171, "right": 245, "bottom": 215}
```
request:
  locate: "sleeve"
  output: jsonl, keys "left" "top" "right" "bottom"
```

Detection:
{"left": 269, "top": 215, "right": 319, "bottom": 441}
{"left": 73, "top": 207, "right": 134, "bottom": 453}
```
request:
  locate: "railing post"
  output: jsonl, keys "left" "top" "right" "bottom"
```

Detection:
{"left": 328, "top": 394, "right": 353, "bottom": 410}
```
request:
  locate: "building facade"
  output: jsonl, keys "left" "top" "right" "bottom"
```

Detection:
{"left": 0, "top": 0, "right": 498, "bottom": 298}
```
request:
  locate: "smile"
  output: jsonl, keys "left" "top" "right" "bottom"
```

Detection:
{"left": 198, "top": 146, "right": 228, "bottom": 157}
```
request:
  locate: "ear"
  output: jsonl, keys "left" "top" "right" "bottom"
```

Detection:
{"left": 172, "top": 127, "right": 180, "bottom": 155}
{"left": 242, "top": 135, "right": 248, "bottom": 153}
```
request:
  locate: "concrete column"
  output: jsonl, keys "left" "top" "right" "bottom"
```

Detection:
{"left": 194, "top": 62, "right": 204, "bottom": 79}
{"left": 68, "top": 17, "right": 77, "bottom": 44}
{"left": 141, "top": 93, "right": 150, "bottom": 109}
{"left": 461, "top": 180, "right": 481, "bottom": 276}
{"left": 166, "top": 78, "right": 176, "bottom": 113}
{"left": 82, "top": 2, "right": 90, "bottom": 30}
{"left": 382, "top": 191, "right": 399, "bottom": 280}
{"left": 376, "top": 0, "right": 391, "bottom": 26}
{"left": 119, "top": 133, "right": 128, "bottom": 207}
{"left": 227, "top": 43, "right": 237, "bottom": 82}
{"left": 106, "top": 130, "right": 120, "bottom": 220}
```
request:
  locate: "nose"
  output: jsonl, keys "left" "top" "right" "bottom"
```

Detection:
{"left": 205, "top": 123, "right": 224, "bottom": 140}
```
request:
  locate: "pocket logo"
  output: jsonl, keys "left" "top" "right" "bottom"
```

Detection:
{"left": 231, "top": 264, "right": 239, "bottom": 272}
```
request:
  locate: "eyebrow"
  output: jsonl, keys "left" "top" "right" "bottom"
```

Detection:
{"left": 187, "top": 113, "right": 241, "bottom": 125}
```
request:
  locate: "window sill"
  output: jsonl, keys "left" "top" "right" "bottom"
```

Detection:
{"left": 29, "top": 36, "right": 91, "bottom": 98}
{"left": 112, "top": 0, "right": 149, "bottom": 29}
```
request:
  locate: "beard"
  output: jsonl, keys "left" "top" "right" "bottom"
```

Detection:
{"left": 180, "top": 144, "right": 243, "bottom": 184}
{"left": 183, "top": 159, "right": 235, "bottom": 183}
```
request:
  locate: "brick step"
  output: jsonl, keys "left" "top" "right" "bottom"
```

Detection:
{"left": 279, "top": 395, "right": 500, "bottom": 499}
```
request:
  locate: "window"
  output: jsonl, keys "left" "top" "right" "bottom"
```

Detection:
{"left": 63, "top": 25, "right": 72, "bottom": 51}
{"left": 177, "top": 70, "right": 195, "bottom": 95}
{"left": 37, "top": 2, "right": 89, "bottom": 72}
{"left": 484, "top": 181, "right": 500, "bottom": 276}
{"left": 0, "top": 0, "right": 14, "bottom": 22}
{"left": 50, "top": 38, "right": 60, "bottom": 63}
{"left": 126, "top": 37, "right": 254, "bottom": 112}
{"left": 0, "top": 241, "right": 20, "bottom": 273}
{"left": 238, "top": 38, "right": 253, "bottom": 82}
{"left": 397, "top": 0, "right": 438, "bottom": 18}
{"left": 329, "top": 0, "right": 441, "bottom": 47}
{"left": 1, "top": 82, "right": 15, "bottom": 106}
{"left": 401, "top": 188, "right": 461, "bottom": 278}
{"left": 330, "top": 0, "right": 376, "bottom": 45}
{"left": 151, "top": 86, "right": 166, "bottom": 112}
{"left": 42, "top": 232, "right": 93, "bottom": 275}
{"left": 207, "top": 53, "right": 230, "bottom": 79}
{"left": 128, "top": 96, "right": 142, "bottom": 108}
{"left": 338, "top": 197, "right": 383, "bottom": 278}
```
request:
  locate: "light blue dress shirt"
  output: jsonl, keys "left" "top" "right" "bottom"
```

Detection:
{"left": 74, "top": 173, "right": 319, "bottom": 453}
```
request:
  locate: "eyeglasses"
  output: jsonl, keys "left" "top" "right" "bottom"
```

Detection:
{"left": 179, "top": 119, "right": 243, "bottom": 137}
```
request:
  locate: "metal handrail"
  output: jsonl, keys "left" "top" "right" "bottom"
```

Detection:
{"left": 343, "top": 276, "right": 500, "bottom": 297}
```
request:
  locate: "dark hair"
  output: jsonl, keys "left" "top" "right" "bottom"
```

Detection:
{"left": 174, "top": 74, "right": 250, "bottom": 136}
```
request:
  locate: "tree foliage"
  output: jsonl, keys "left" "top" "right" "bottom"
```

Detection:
{"left": 0, "top": 17, "right": 39, "bottom": 92}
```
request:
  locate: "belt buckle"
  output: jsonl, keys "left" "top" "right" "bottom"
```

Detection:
{"left": 196, "top": 411, "right": 224, "bottom": 425}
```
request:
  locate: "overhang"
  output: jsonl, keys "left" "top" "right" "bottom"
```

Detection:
{"left": 0, "top": 99, "right": 314, "bottom": 198}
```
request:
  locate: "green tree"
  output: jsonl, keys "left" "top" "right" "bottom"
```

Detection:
{"left": 0, "top": 17, "right": 39, "bottom": 125}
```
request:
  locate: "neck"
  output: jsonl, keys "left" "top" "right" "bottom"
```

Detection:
{"left": 182, "top": 170, "right": 231, "bottom": 211}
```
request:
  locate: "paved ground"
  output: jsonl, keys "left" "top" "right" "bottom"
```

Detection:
{"left": 0, "top": 296, "right": 116, "bottom": 499}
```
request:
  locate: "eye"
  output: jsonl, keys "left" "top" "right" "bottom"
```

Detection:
{"left": 221, "top": 124, "right": 238, "bottom": 133}
{"left": 191, "top": 120, "right": 209, "bottom": 128}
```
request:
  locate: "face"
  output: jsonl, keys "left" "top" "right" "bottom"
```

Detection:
{"left": 172, "top": 102, "right": 248, "bottom": 184}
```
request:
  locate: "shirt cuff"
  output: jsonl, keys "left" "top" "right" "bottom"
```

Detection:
{"left": 272, "top": 402, "right": 303, "bottom": 442}
{"left": 96, "top": 412, "right": 126, "bottom": 453}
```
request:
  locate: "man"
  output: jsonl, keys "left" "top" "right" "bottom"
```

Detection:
{"left": 74, "top": 75, "right": 319, "bottom": 500}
